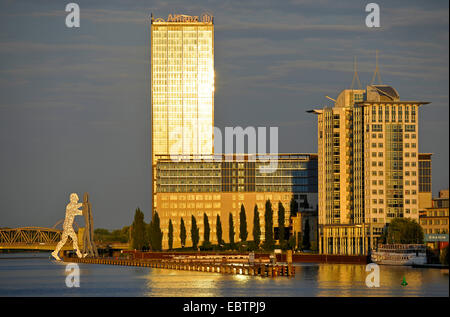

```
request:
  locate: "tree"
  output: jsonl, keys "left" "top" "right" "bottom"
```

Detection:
{"left": 384, "top": 218, "right": 424, "bottom": 244}
{"left": 216, "top": 214, "right": 223, "bottom": 245}
{"left": 290, "top": 197, "right": 299, "bottom": 217}
{"left": 297, "top": 232, "right": 303, "bottom": 250}
{"left": 239, "top": 204, "right": 248, "bottom": 242}
{"left": 302, "top": 218, "right": 311, "bottom": 250}
{"left": 441, "top": 245, "right": 449, "bottom": 265}
{"left": 131, "top": 208, "right": 146, "bottom": 250}
{"left": 168, "top": 219, "right": 173, "bottom": 250}
{"left": 229, "top": 213, "right": 235, "bottom": 246}
{"left": 203, "top": 213, "right": 210, "bottom": 245}
{"left": 180, "top": 217, "right": 186, "bottom": 248}
{"left": 253, "top": 204, "right": 261, "bottom": 248}
{"left": 278, "top": 201, "right": 286, "bottom": 247}
{"left": 263, "top": 200, "right": 274, "bottom": 250}
{"left": 288, "top": 234, "right": 296, "bottom": 250}
{"left": 149, "top": 211, "right": 163, "bottom": 251}
{"left": 191, "top": 215, "right": 200, "bottom": 249}
{"left": 94, "top": 227, "right": 129, "bottom": 243}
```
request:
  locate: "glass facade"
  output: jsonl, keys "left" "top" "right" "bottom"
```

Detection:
{"left": 419, "top": 156, "right": 432, "bottom": 193}
{"left": 156, "top": 154, "right": 318, "bottom": 194}
{"left": 151, "top": 18, "right": 214, "bottom": 209}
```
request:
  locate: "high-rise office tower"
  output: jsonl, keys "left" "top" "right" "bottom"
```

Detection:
{"left": 310, "top": 85, "right": 429, "bottom": 255}
{"left": 151, "top": 14, "right": 215, "bottom": 213}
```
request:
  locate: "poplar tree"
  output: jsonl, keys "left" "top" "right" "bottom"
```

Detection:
{"left": 168, "top": 219, "right": 173, "bottom": 250}
{"left": 239, "top": 204, "right": 248, "bottom": 242}
{"left": 180, "top": 217, "right": 186, "bottom": 248}
{"left": 131, "top": 208, "right": 146, "bottom": 250}
{"left": 263, "top": 200, "right": 274, "bottom": 250}
{"left": 302, "top": 218, "right": 311, "bottom": 250}
{"left": 253, "top": 204, "right": 261, "bottom": 248}
{"left": 278, "top": 202, "right": 285, "bottom": 247}
{"left": 229, "top": 213, "right": 235, "bottom": 246}
{"left": 149, "top": 211, "right": 163, "bottom": 251}
{"left": 216, "top": 214, "right": 223, "bottom": 245}
{"left": 290, "top": 197, "right": 299, "bottom": 217}
{"left": 191, "top": 215, "right": 199, "bottom": 249}
{"left": 203, "top": 213, "right": 210, "bottom": 244}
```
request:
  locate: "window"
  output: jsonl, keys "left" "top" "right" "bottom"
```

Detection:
{"left": 372, "top": 124, "right": 383, "bottom": 132}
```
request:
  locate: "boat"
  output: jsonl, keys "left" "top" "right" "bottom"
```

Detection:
{"left": 371, "top": 244, "right": 427, "bottom": 266}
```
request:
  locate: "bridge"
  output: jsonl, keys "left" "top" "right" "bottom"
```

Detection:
{"left": 0, "top": 227, "right": 72, "bottom": 251}
{"left": 0, "top": 224, "right": 129, "bottom": 251}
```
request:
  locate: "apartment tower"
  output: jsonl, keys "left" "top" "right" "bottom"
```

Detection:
{"left": 310, "top": 85, "right": 429, "bottom": 255}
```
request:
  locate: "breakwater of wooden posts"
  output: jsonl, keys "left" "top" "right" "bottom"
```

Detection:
{"left": 62, "top": 256, "right": 295, "bottom": 277}
{"left": 122, "top": 251, "right": 369, "bottom": 265}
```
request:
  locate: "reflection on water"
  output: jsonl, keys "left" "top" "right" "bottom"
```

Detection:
{"left": 314, "top": 263, "right": 432, "bottom": 296}
{"left": 0, "top": 253, "right": 448, "bottom": 297}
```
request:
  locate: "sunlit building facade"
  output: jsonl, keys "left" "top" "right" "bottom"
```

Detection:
{"left": 420, "top": 190, "right": 449, "bottom": 251}
{"left": 151, "top": 14, "right": 215, "bottom": 213}
{"left": 310, "top": 85, "right": 429, "bottom": 255}
{"left": 155, "top": 154, "right": 318, "bottom": 249}
{"left": 418, "top": 153, "right": 432, "bottom": 210}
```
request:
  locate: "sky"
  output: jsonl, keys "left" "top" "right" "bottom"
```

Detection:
{"left": 0, "top": 0, "right": 448, "bottom": 229}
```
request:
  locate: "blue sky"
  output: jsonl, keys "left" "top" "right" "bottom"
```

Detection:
{"left": 0, "top": 0, "right": 448, "bottom": 229}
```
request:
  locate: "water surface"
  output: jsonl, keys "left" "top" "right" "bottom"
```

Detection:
{"left": 0, "top": 252, "right": 447, "bottom": 297}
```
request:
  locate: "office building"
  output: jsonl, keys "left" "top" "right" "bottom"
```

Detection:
{"left": 420, "top": 189, "right": 449, "bottom": 250}
{"left": 151, "top": 14, "right": 215, "bottom": 213}
{"left": 310, "top": 85, "right": 429, "bottom": 255}
{"left": 155, "top": 154, "right": 318, "bottom": 249}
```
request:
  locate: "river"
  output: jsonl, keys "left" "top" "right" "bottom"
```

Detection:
{"left": 0, "top": 252, "right": 448, "bottom": 297}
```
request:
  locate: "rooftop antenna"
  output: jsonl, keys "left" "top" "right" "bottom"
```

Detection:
{"left": 351, "top": 56, "right": 362, "bottom": 90}
{"left": 370, "top": 50, "right": 382, "bottom": 85}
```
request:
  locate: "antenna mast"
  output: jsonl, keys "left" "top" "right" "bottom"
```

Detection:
{"left": 370, "top": 50, "right": 382, "bottom": 85}
{"left": 351, "top": 56, "right": 362, "bottom": 89}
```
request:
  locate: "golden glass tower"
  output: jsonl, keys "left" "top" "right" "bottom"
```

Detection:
{"left": 151, "top": 14, "right": 215, "bottom": 212}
